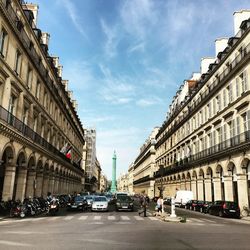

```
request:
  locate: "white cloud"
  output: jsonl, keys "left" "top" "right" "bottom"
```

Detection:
{"left": 127, "top": 42, "right": 145, "bottom": 54}
{"left": 60, "top": 0, "right": 88, "bottom": 40}
{"left": 100, "top": 19, "right": 119, "bottom": 58}
{"left": 136, "top": 96, "right": 163, "bottom": 107}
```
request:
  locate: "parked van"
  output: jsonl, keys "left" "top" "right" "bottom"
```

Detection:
{"left": 174, "top": 190, "right": 193, "bottom": 207}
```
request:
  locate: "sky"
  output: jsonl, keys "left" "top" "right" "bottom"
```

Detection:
{"left": 34, "top": 0, "right": 249, "bottom": 179}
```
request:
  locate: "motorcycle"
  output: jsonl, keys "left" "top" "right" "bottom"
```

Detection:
{"left": 48, "top": 198, "right": 59, "bottom": 216}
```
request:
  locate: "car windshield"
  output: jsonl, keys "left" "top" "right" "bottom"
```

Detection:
{"left": 74, "top": 196, "right": 84, "bottom": 202}
{"left": 117, "top": 195, "right": 131, "bottom": 201}
{"left": 94, "top": 197, "right": 107, "bottom": 202}
{"left": 85, "top": 196, "right": 93, "bottom": 200}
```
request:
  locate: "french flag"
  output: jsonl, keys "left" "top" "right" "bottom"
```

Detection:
{"left": 66, "top": 147, "right": 72, "bottom": 159}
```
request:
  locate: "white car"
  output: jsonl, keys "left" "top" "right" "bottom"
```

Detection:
{"left": 91, "top": 196, "right": 109, "bottom": 212}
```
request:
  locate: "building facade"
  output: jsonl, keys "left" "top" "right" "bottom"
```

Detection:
{"left": 154, "top": 10, "right": 250, "bottom": 212}
{"left": 100, "top": 174, "right": 108, "bottom": 192}
{"left": 117, "top": 173, "right": 129, "bottom": 193}
{"left": 0, "top": 0, "right": 85, "bottom": 201}
{"left": 132, "top": 127, "right": 159, "bottom": 198}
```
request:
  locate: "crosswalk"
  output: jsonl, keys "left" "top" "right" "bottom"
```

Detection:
{"left": 0, "top": 215, "right": 162, "bottom": 225}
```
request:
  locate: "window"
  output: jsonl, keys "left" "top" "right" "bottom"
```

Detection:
{"left": 8, "top": 95, "right": 16, "bottom": 115}
{"left": 22, "top": 106, "right": 28, "bottom": 125}
{"left": 223, "top": 88, "right": 227, "bottom": 108}
{"left": 33, "top": 116, "right": 38, "bottom": 132}
{"left": 43, "top": 91, "right": 47, "bottom": 107}
{"left": 35, "top": 81, "right": 40, "bottom": 99}
{"left": 228, "top": 83, "right": 233, "bottom": 102}
{"left": 240, "top": 71, "right": 248, "bottom": 93}
{"left": 0, "top": 28, "right": 8, "bottom": 57}
{"left": 26, "top": 67, "right": 32, "bottom": 89}
{"left": 235, "top": 77, "right": 241, "bottom": 97}
{"left": 216, "top": 94, "right": 221, "bottom": 113}
{"left": 14, "top": 49, "right": 22, "bottom": 75}
{"left": 229, "top": 120, "right": 235, "bottom": 137}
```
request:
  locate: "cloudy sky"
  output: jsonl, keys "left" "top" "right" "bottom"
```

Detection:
{"left": 35, "top": 0, "right": 249, "bottom": 179}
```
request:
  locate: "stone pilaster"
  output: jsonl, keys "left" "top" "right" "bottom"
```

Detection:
{"left": 42, "top": 174, "right": 49, "bottom": 198}
{"left": 15, "top": 167, "right": 27, "bottom": 201}
{"left": 237, "top": 174, "right": 249, "bottom": 209}
{"left": 2, "top": 164, "right": 15, "bottom": 201}
{"left": 191, "top": 180, "right": 197, "bottom": 199}
{"left": 223, "top": 175, "right": 234, "bottom": 201}
{"left": 35, "top": 172, "right": 44, "bottom": 197}
{"left": 204, "top": 178, "right": 212, "bottom": 202}
{"left": 25, "top": 170, "right": 36, "bottom": 198}
{"left": 197, "top": 179, "right": 204, "bottom": 200}
{"left": 48, "top": 175, "right": 55, "bottom": 195}
{"left": 213, "top": 177, "right": 222, "bottom": 201}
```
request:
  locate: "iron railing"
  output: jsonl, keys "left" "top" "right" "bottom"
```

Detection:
{"left": 154, "top": 130, "right": 250, "bottom": 178}
{"left": 0, "top": 105, "right": 82, "bottom": 172}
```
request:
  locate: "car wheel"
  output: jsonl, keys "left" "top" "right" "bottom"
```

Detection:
{"left": 200, "top": 207, "right": 203, "bottom": 213}
{"left": 219, "top": 210, "right": 223, "bottom": 217}
{"left": 208, "top": 209, "right": 212, "bottom": 215}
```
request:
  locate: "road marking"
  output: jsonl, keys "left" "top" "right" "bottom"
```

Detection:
{"left": 79, "top": 216, "right": 88, "bottom": 220}
{"left": 64, "top": 216, "right": 74, "bottom": 221}
{"left": 121, "top": 216, "right": 130, "bottom": 220}
{"left": 47, "top": 217, "right": 59, "bottom": 221}
{"left": 148, "top": 217, "right": 158, "bottom": 221}
{"left": 89, "top": 222, "right": 104, "bottom": 224}
{"left": 189, "top": 218, "right": 204, "bottom": 223}
{"left": 94, "top": 216, "right": 101, "bottom": 220}
{"left": 32, "top": 217, "right": 46, "bottom": 221}
{"left": 0, "top": 240, "right": 31, "bottom": 247}
{"left": 115, "top": 221, "right": 132, "bottom": 224}
{"left": 201, "top": 218, "right": 217, "bottom": 223}
{"left": 108, "top": 216, "right": 116, "bottom": 220}
{"left": 134, "top": 216, "right": 144, "bottom": 221}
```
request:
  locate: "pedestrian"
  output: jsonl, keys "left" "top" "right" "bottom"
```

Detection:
{"left": 138, "top": 195, "right": 148, "bottom": 217}
{"left": 156, "top": 196, "right": 163, "bottom": 215}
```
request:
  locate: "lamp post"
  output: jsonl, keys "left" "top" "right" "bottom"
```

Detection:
{"left": 159, "top": 165, "right": 164, "bottom": 214}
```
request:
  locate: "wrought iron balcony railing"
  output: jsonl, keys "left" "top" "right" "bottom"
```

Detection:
{"left": 154, "top": 130, "right": 250, "bottom": 178}
{"left": 0, "top": 105, "right": 82, "bottom": 172}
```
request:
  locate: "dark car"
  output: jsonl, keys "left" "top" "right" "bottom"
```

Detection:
{"left": 201, "top": 201, "right": 214, "bottom": 213}
{"left": 207, "top": 200, "right": 240, "bottom": 218}
{"left": 116, "top": 195, "right": 134, "bottom": 211}
{"left": 185, "top": 200, "right": 198, "bottom": 210}
{"left": 67, "top": 196, "right": 87, "bottom": 211}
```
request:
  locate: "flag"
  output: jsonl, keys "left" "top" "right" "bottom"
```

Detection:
{"left": 60, "top": 143, "right": 68, "bottom": 154}
{"left": 66, "top": 147, "right": 72, "bottom": 159}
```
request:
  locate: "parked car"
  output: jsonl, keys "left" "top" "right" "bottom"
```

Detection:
{"left": 201, "top": 201, "right": 214, "bottom": 213}
{"left": 163, "top": 198, "right": 171, "bottom": 206}
{"left": 84, "top": 195, "right": 94, "bottom": 210}
{"left": 67, "top": 196, "right": 87, "bottom": 211}
{"left": 207, "top": 200, "right": 240, "bottom": 218}
{"left": 185, "top": 200, "right": 198, "bottom": 210}
{"left": 91, "top": 196, "right": 109, "bottom": 212}
{"left": 116, "top": 195, "right": 134, "bottom": 211}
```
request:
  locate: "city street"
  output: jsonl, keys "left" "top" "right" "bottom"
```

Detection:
{"left": 1, "top": 206, "right": 250, "bottom": 250}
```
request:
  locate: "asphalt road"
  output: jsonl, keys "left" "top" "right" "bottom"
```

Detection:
{"left": 0, "top": 204, "right": 250, "bottom": 250}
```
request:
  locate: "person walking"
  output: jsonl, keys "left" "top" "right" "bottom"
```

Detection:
{"left": 138, "top": 195, "right": 148, "bottom": 217}
{"left": 156, "top": 196, "right": 163, "bottom": 215}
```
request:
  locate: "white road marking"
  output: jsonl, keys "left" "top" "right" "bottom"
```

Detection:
{"left": 134, "top": 216, "right": 144, "bottom": 221}
{"left": 79, "top": 216, "right": 88, "bottom": 220}
{"left": 114, "top": 221, "right": 132, "bottom": 224}
{"left": 0, "top": 240, "right": 31, "bottom": 247}
{"left": 32, "top": 217, "right": 46, "bottom": 221}
{"left": 201, "top": 218, "right": 217, "bottom": 223}
{"left": 47, "top": 217, "right": 59, "bottom": 221}
{"left": 64, "top": 216, "right": 74, "bottom": 221}
{"left": 148, "top": 217, "right": 158, "bottom": 221}
{"left": 94, "top": 216, "right": 101, "bottom": 220}
{"left": 121, "top": 216, "right": 130, "bottom": 220}
{"left": 189, "top": 218, "right": 204, "bottom": 223}
{"left": 89, "top": 222, "right": 104, "bottom": 224}
{"left": 108, "top": 216, "right": 116, "bottom": 220}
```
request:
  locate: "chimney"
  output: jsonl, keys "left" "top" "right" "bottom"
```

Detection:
{"left": 68, "top": 90, "right": 73, "bottom": 99}
{"left": 201, "top": 57, "right": 215, "bottom": 74}
{"left": 72, "top": 100, "right": 78, "bottom": 110}
{"left": 58, "top": 65, "right": 63, "bottom": 77}
{"left": 52, "top": 56, "right": 59, "bottom": 68}
{"left": 41, "top": 32, "right": 50, "bottom": 46}
{"left": 215, "top": 38, "right": 228, "bottom": 56}
{"left": 233, "top": 10, "right": 250, "bottom": 35}
{"left": 22, "top": 3, "right": 39, "bottom": 26}
{"left": 62, "top": 80, "right": 68, "bottom": 90}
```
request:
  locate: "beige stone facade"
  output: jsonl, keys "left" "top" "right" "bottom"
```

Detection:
{"left": 100, "top": 174, "right": 108, "bottom": 192}
{"left": 0, "top": 0, "right": 85, "bottom": 201}
{"left": 154, "top": 11, "right": 250, "bottom": 213}
{"left": 128, "top": 164, "right": 134, "bottom": 195}
{"left": 117, "top": 173, "right": 129, "bottom": 193}
{"left": 132, "top": 128, "right": 159, "bottom": 198}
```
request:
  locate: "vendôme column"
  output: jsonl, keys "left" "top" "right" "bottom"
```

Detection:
{"left": 111, "top": 151, "right": 117, "bottom": 193}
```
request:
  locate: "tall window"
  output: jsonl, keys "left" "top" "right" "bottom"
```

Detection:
{"left": 8, "top": 95, "right": 16, "bottom": 115}
{"left": 223, "top": 88, "right": 227, "bottom": 108}
{"left": 43, "top": 91, "right": 47, "bottom": 108}
{"left": 14, "top": 49, "right": 21, "bottom": 75}
{"left": 229, "top": 120, "right": 235, "bottom": 137}
{"left": 0, "top": 28, "right": 7, "bottom": 57}
{"left": 26, "top": 67, "right": 32, "bottom": 89}
{"left": 22, "top": 107, "right": 29, "bottom": 125}
{"left": 33, "top": 116, "right": 38, "bottom": 133}
{"left": 240, "top": 71, "right": 248, "bottom": 93}
{"left": 35, "top": 81, "right": 40, "bottom": 99}
{"left": 228, "top": 83, "right": 233, "bottom": 102}
{"left": 216, "top": 94, "right": 221, "bottom": 113}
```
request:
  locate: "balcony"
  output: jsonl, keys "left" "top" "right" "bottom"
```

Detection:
{"left": 133, "top": 175, "right": 152, "bottom": 185}
{"left": 154, "top": 130, "right": 250, "bottom": 178}
{"left": 0, "top": 105, "right": 82, "bottom": 172}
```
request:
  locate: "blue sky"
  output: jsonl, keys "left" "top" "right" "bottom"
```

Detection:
{"left": 35, "top": 0, "right": 249, "bottom": 179}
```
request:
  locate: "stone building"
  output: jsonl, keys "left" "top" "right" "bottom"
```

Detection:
{"left": 127, "top": 163, "right": 134, "bottom": 195}
{"left": 0, "top": 0, "right": 85, "bottom": 201}
{"left": 100, "top": 174, "right": 108, "bottom": 192}
{"left": 117, "top": 173, "right": 129, "bottom": 193}
{"left": 132, "top": 127, "right": 159, "bottom": 198}
{"left": 154, "top": 10, "right": 250, "bottom": 212}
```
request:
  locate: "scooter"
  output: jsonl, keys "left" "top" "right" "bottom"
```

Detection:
{"left": 48, "top": 198, "right": 59, "bottom": 216}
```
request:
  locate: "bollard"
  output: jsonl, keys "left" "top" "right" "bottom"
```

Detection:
{"left": 170, "top": 197, "right": 177, "bottom": 218}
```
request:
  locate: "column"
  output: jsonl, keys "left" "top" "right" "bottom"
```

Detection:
{"left": 48, "top": 175, "right": 55, "bottom": 195}
{"left": 237, "top": 174, "right": 249, "bottom": 209}
{"left": 54, "top": 175, "right": 59, "bottom": 195}
{"left": 223, "top": 175, "right": 234, "bottom": 201}
{"left": 204, "top": 178, "right": 212, "bottom": 201}
{"left": 213, "top": 177, "right": 222, "bottom": 201}
{"left": 35, "top": 172, "right": 44, "bottom": 197}
{"left": 25, "top": 170, "right": 36, "bottom": 198}
{"left": 180, "top": 181, "right": 186, "bottom": 190}
{"left": 197, "top": 179, "right": 204, "bottom": 200}
{"left": 191, "top": 180, "right": 197, "bottom": 199}
{"left": 15, "top": 168, "right": 27, "bottom": 201}
{"left": 42, "top": 174, "right": 49, "bottom": 198}
{"left": 2, "top": 164, "right": 16, "bottom": 201}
